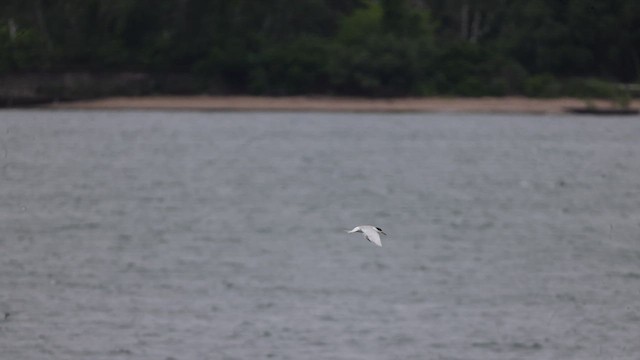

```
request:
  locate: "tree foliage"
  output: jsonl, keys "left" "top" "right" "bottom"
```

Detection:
{"left": 0, "top": 0, "right": 637, "bottom": 96}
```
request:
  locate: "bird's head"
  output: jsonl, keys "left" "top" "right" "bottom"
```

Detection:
{"left": 375, "top": 227, "right": 387, "bottom": 235}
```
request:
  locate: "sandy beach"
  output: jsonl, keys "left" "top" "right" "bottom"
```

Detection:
{"left": 47, "top": 95, "right": 640, "bottom": 114}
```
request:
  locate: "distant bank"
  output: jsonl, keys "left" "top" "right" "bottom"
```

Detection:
{"left": 2, "top": 72, "right": 638, "bottom": 114}
{"left": 45, "top": 96, "right": 640, "bottom": 115}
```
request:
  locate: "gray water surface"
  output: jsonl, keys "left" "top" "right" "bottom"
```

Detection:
{"left": 1, "top": 110, "right": 639, "bottom": 360}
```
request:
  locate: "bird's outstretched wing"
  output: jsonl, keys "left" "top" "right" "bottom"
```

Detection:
{"left": 362, "top": 228, "right": 382, "bottom": 247}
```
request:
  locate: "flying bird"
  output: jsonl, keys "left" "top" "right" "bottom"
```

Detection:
{"left": 346, "top": 225, "right": 386, "bottom": 247}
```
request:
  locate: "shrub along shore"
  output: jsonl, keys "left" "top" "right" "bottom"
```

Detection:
{"left": 1, "top": 72, "right": 637, "bottom": 112}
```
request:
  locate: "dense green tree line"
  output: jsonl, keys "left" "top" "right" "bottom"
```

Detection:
{"left": 1, "top": 0, "right": 638, "bottom": 96}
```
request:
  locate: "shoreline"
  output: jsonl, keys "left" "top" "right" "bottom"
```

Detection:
{"left": 45, "top": 95, "right": 640, "bottom": 114}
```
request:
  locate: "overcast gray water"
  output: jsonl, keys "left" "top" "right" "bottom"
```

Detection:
{"left": 0, "top": 110, "right": 639, "bottom": 360}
